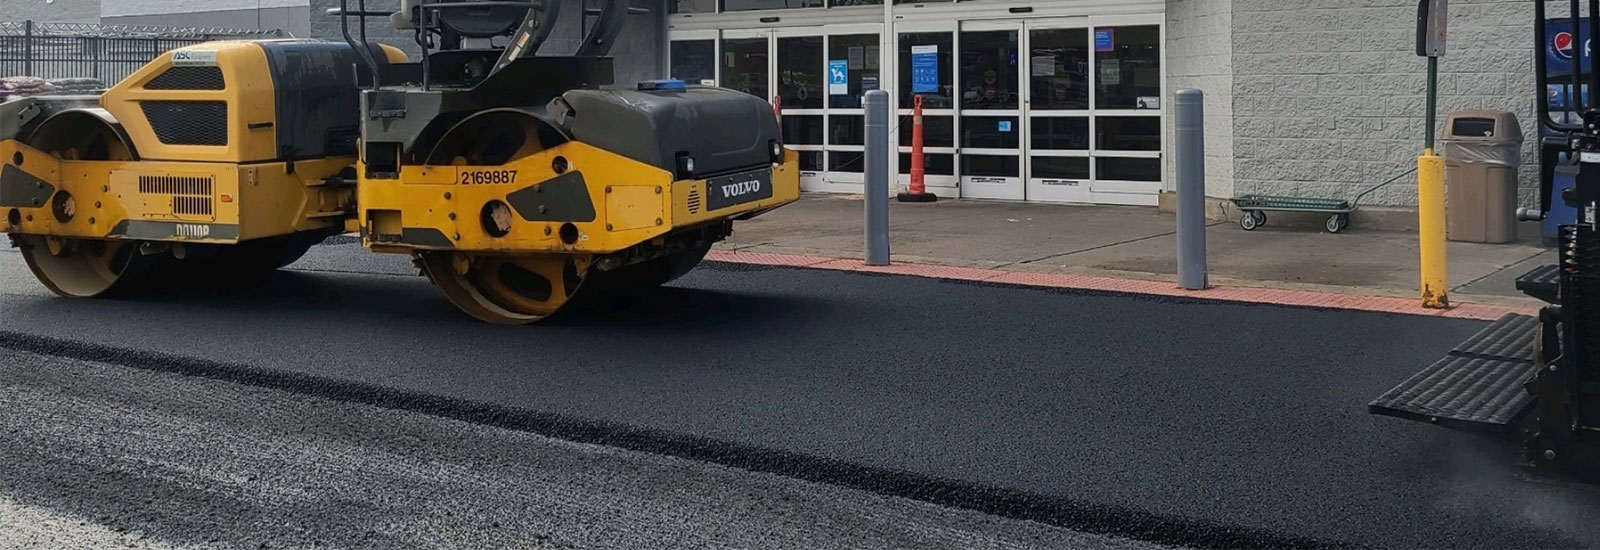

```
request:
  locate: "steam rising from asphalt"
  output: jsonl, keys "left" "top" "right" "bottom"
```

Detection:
{"left": 1432, "top": 432, "right": 1600, "bottom": 548}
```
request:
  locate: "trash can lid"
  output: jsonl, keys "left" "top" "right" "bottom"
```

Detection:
{"left": 1442, "top": 109, "right": 1523, "bottom": 144}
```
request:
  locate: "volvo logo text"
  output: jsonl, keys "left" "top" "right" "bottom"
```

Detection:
{"left": 720, "top": 180, "right": 762, "bottom": 198}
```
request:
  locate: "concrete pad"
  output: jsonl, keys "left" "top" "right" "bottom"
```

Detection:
{"left": 722, "top": 193, "right": 1553, "bottom": 304}
{"left": 731, "top": 194, "right": 1176, "bottom": 266}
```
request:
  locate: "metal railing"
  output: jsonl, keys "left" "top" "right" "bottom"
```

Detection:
{"left": 0, "top": 20, "right": 284, "bottom": 84}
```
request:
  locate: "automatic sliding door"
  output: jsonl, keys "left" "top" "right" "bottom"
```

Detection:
{"left": 958, "top": 24, "right": 1024, "bottom": 200}
{"left": 823, "top": 27, "right": 882, "bottom": 192}
{"left": 1025, "top": 25, "right": 1091, "bottom": 203}
{"left": 896, "top": 25, "right": 957, "bottom": 197}
{"left": 1088, "top": 23, "right": 1162, "bottom": 205}
{"left": 777, "top": 31, "right": 826, "bottom": 189}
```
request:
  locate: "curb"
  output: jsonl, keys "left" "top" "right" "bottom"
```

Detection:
{"left": 705, "top": 250, "right": 1536, "bottom": 321}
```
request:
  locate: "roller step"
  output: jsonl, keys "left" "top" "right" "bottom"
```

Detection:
{"left": 1516, "top": 264, "right": 1560, "bottom": 303}
{"left": 1368, "top": 314, "right": 1539, "bottom": 432}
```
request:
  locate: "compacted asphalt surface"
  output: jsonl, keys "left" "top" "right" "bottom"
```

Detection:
{"left": 0, "top": 240, "right": 1597, "bottom": 548}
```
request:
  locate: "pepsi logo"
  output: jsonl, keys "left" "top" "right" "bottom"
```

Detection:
{"left": 1554, "top": 31, "right": 1593, "bottom": 60}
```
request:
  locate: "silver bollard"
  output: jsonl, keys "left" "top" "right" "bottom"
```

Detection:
{"left": 1175, "top": 88, "right": 1207, "bottom": 290}
{"left": 864, "top": 89, "right": 890, "bottom": 266}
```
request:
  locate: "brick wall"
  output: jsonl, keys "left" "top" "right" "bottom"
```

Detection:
{"left": 1166, "top": 0, "right": 1234, "bottom": 199}
{"left": 1230, "top": 0, "right": 1535, "bottom": 207}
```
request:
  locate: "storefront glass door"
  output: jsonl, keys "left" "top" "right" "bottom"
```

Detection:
{"left": 896, "top": 22, "right": 958, "bottom": 197}
{"left": 776, "top": 28, "right": 827, "bottom": 190}
{"left": 1025, "top": 21, "right": 1092, "bottom": 203}
{"left": 958, "top": 21, "right": 1024, "bottom": 200}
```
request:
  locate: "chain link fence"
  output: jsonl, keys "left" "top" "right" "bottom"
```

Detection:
{"left": 0, "top": 21, "right": 283, "bottom": 85}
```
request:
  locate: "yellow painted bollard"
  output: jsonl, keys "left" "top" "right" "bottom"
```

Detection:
{"left": 1418, "top": 149, "right": 1449, "bottom": 308}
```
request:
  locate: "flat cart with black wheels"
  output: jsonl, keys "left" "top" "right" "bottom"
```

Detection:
{"left": 1230, "top": 169, "right": 1416, "bottom": 233}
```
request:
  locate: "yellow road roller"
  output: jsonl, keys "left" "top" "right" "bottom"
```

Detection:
{"left": 0, "top": 0, "right": 799, "bottom": 324}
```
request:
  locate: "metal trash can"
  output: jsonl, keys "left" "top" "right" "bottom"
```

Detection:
{"left": 1442, "top": 110, "right": 1523, "bottom": 243}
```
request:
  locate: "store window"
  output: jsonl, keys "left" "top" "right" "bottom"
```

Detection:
{"left": 827, "top": 34, "right": 880, "bottom": 109}
{"left": 898, "top": 32, "right": 953, "bottom": 108}
{"left": 668, "top": 0, "right": 716, "bottom": 14}
{"left": 1032, "top": 157, "right": 1090, "bottom": 180}
{"left": 900, "top": 153, "right": 956, "bottom": 176}
{"left": 961, "top": 116, "right": 1020, "bottom": 149}
{"left": 1028, "top": 28, "right": 1089, "bottom": 110}
{"left": 898, "top": 115, "right": 953, "bottom": 148}
{"left": 721, "top": 37, "right": 769, "bottom": 99}
{"left": 724, "top": 0, "right": 822, "bottom": 11}
{"left": 831, "top": 0, "right": 950, "bottom": 5}
{"left": 959, "top": 30, "right": 1019, "bottom": 110}
{"left": 778, "top": 36, "right": 824, "bottom": 109}
{"left": 1094, "top": 25, "right": 1160, "bottom": 110}
{"left": 1096, "top": 157, "right": 1160, "bottom": 182}
{"left": 1032, "top": 117, "right": 1088, "bottom": 150}
{"left": 1096, "top": 116, "right": 1159, "bottom": 150}
{"left": 782, "top": 115, "right": 825, "bottom": 145}
{"left": 670, "top": 40, "right": 715, "bottom": 84}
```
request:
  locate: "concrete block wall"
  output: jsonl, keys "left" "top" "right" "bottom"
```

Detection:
{"left": 1229, "top": 0, "right": 1536, "bottom": 208}
{"left": 104, "top": 0, "right": 312, "bottom": 36}
{"left": 1165, "top": 0, "right": 1234, "bottom": 200}
{"left": 0, "top": 0, "right": 103, "bottom": 24}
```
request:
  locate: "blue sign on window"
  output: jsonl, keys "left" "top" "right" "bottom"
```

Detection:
{"left": 998, "top": 120, "right": 1012, "bottom": 132}
{"left": 911, "top": 45, "right": 938, "bottom": 94}
{"left": 1095, "top": 28, "right": 1114, "bottom": 52}
{"left": 828, "top": 59, "right": 849, "bottom": 95}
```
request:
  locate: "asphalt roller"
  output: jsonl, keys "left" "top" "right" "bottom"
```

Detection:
{"left": 0, "top": 0, "right": 799, "bottom": 324}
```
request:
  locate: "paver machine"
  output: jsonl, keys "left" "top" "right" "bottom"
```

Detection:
{"left": 0, "top": 0, "right": 799, "bottom": 324}
{"left": 1368, "top": 0, "right": 1600, "bottom": 482}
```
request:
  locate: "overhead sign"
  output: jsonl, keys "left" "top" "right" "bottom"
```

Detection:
{"left": 1415, "top": 0, "right": 1447, "bottom": 57}
{"left": 1094, "top": 28, "right": 1114, "bottom": 52}
{"left": 911, "top": 45, "right": 938, "bottom": 94}
{"left": 828, "top": 60, "right": 849, "bottom": 95}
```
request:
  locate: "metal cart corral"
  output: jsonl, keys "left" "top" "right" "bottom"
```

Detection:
{"left": 1230, "top": 169, "right": 1417, "bottom": 233}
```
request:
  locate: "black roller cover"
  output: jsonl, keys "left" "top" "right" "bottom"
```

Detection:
{"left": 558, "top": 87, "right": 779, "bottom": 177}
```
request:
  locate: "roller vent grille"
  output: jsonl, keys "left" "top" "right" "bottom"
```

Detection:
{"left": 687, "top": 187, "right": 702, "bottom": 214}
{"left": 139, "top": 175, "right": 214, "bottom": 217}
{"left": 141, "top": 101, "right": 227, "bottom": 146}
{"left": 144, "top": 66, "right": 225, "bottom": 90}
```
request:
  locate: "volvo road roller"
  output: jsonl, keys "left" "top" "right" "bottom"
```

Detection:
{"left": 1368, "top": 0, "right": 1600, "bottom": 483}
{"left": 0, "top": 0, "right": 800, "bottom": 324}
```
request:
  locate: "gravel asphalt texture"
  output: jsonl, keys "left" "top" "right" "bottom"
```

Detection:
{"left": 0, "top": 347, "right": 1168, "bottom": 550}
{"left": 1, "top": 241, "right": 1598, "bottom": 548}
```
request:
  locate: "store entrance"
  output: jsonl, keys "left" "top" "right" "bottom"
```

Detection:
{"left": 668, "top": 15, "right": 1163, "bottom": 205}
{"left": 894, "top": 17, "right": 1162, "bottom": 204}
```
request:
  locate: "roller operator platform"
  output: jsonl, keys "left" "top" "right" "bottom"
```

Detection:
{"left": 0, "top": 0, "right": 799, "bottom": 324}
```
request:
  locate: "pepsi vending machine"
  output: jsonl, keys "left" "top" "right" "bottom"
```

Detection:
{"left": 1541, "top": 18, "right": 1594, "bottom": 244}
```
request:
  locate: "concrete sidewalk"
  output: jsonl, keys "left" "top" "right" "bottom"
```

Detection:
{"left": 719, "top": 194, "right": 1551, "bottom": 306}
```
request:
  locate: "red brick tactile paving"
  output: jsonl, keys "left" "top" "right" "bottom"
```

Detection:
{"left": 706, "top": 250, "right": 1538, "bottom": 321}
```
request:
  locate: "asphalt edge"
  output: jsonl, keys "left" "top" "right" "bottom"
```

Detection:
{"left": 0, "top": 330, "right": 1354, "bottom": 550}
{"left": 707, "top": 249, "right": 1536, "bottom": 321}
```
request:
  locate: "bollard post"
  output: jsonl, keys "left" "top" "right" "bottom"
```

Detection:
{"left": 1175, "top": 89, "right": 1207, "bottom": 290}
{"left": 864, "top": 89, "right": 890, "bottom": 266}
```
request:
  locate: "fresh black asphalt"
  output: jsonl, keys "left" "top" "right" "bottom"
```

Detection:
{"left": 1, "top": 242, "right": 1597, "bottom": 548}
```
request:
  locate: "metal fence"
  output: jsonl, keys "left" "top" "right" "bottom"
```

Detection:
{"left": 0, "top": 21, "right": 283, "bottom": 84}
